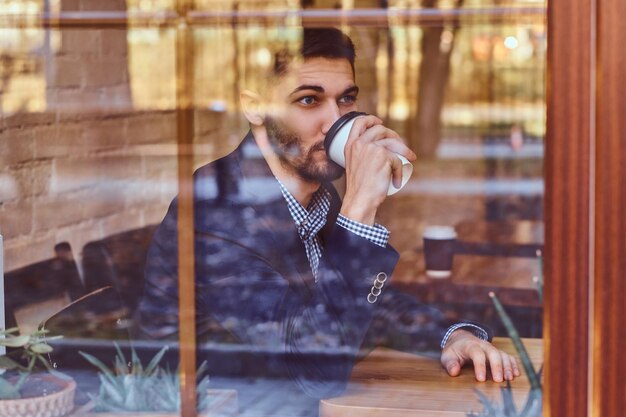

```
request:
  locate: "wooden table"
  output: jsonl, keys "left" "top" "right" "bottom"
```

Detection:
{"left": 455, "top": 220, "right": 544, "bottom": 248}
{"left": 320, "top": 337, "right": 542, "bottom": 417}
{"left": 392, "top": 220, "right": 544, "bottom": 307}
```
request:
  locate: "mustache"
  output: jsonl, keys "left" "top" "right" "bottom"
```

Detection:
{"left": 310, "top": 141, "right": 325, "bottom": 152}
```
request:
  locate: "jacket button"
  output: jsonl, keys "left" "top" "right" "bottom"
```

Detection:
{"left": 370, "top": 286, "right": 382, "bottom": 297}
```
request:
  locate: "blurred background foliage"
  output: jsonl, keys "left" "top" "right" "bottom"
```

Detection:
{"left": 0, "top": 0, "right": 545, "bottom": 158}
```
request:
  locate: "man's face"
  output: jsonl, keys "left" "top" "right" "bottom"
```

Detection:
{"left": 263, "top": 57, "right": 359, "bottom": 182}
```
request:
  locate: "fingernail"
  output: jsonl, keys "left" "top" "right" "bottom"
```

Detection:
{"left": 477, "top": 373, "right": 485, "bottom": 381}
{"left": 505, "top": 371, "right": 512, "bottom": 380}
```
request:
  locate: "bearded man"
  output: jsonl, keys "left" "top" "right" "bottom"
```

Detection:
{"left": 138, "top": 28, "right": 519, "bottom": 400}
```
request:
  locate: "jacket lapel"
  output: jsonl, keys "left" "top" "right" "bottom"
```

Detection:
{"left": 194, "top": 132, "right": 316, "bottom": 289}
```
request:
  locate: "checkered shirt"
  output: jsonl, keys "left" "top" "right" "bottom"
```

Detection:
{"left": 277, "top": 180, "right": 390, "bottom": 280}
{"left": 440, "top": 322, "right": 490, "bottom": 349}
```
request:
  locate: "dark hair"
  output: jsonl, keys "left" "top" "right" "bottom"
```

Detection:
{"left": 274, "top": 28, "right": 356, "bottom": 76}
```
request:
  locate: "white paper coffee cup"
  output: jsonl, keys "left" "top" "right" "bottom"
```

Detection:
{"left": 324, "top": 112, "right": 413, "bottom": 196}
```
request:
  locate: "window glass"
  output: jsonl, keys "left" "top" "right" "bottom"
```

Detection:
{"left": 0, "top": 1, "right": 544, "bottom": 416}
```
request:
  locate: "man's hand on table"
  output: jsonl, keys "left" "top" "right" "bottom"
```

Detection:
{"left": 441, "top": 329, "right": 521, "bottom": 382}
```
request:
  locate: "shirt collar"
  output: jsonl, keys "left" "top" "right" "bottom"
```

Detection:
{"left": 276, "top": 179, "right": 331, "bottom": 240}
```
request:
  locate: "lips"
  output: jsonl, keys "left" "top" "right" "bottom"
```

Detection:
{"left": 311, "top": 142, "right": 325, "bottom": 152}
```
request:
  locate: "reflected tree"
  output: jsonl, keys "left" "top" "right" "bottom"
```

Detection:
{"left": 0, "top": 53, "right": 15, "bottom": 114}
{"left": 407, "top": 0, "right": 464, "bottom": 158}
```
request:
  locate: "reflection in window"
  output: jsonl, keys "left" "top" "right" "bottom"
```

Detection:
{"left": 0, "top": 2, "right": 545, "bottom": 417}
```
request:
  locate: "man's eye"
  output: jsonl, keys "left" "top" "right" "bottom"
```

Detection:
{"left": 297, "top": 96, "right": 317, "bottom": 106}
{"left": 339, "top": 95, "right": 357, "bottom": 105}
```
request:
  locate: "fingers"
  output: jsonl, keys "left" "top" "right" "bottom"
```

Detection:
{"left": 441, "top": 332, "right": 522, "bottom": 383}
{"left": 511, "top": 355, "right": 521, "bottom": 377}
{"left": 474, "top": 346, "right": 522, "bottom": 383}
{"left": 390, "top": 154, "right": 403, "bottom": 188}
{"left": 347, "top": 117, "right": 416, "bottom": 161}
{"left": 486, "top": 347, "right": 504, "bottom": 382}
{"left": 376, "top": 138, "right": 417, "bottom": 161}
{"left": 468, "top": 345, "right": 488, "bottom": 382}
{"left": 501, "top": 352, "right": 513, "bottom": 381}
{"left": 441, "top": 349, "right": 463, "bottom": 377}
{"left": 349, "top": 114, "right": 384, "bottom": 139}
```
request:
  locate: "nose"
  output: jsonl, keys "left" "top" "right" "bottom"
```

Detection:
{"left": 321, "top": 103, "right": 342, "bottom": 135}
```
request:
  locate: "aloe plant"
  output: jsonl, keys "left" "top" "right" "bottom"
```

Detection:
{"left": 533, "top": 250, "right": 543, "bottom": 304}
{"left": 80, "top": 344, "right": 212, "bottom": 413}
{"left": 0, "top": 327, "right": 64, "bottom": 400}
{"left": 466, "top": 291, "right": 543, "bottom": 417}
{"left": 468, "top": 249, "right": 545, "bottom": 417}
{"left": 0, "top": 287, "right": 113, "bottom": 401}
{"left": 468, "top": 383, "right": 542, "bottom": 417}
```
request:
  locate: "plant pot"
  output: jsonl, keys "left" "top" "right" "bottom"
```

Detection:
{"left": 0, "top": 374, "right": 76, "bottom": 417}
{"left": 74, "top": 389, "right": 238, "bottom": 417}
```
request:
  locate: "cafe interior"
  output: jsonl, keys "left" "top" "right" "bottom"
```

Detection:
{"left": 0, "top": 0, "right": 623, "bottom": 416}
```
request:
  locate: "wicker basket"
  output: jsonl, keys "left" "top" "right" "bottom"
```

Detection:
{"left": 0, "top": 374, "right": 76, "bottom": 417}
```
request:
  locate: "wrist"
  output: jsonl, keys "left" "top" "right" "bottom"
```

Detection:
{"left": 444, "top": 329, "right": 475, "bottom": 348}
{"left": 340, "top": 197, "right": 377, "bottom": 225}
{"left": 339, "top": 191, "right": 382, "bottom": 226}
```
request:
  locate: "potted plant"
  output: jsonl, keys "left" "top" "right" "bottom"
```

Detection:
{"left": 467, "top": 251, "right": 544, "bottom": 417}
{"left": 77, "top": 345, "right": 237, "bottom": 417}
{"left": 466, "top": 291, "right": 542, "bottom": 417}
{"left": 0, "top": 327, "right": 76, "bottom": 417}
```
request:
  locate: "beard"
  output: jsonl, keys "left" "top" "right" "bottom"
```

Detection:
{"left": 265, "top": 116, "right": 344, "bottom": 182}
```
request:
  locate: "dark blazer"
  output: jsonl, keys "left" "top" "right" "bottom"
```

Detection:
{"left": 138, "top": 133, "right": 450, "bottom": 398}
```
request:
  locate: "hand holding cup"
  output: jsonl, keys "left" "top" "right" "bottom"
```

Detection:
{"left": 324, "top": 112, "right": 414, "bottom": 196}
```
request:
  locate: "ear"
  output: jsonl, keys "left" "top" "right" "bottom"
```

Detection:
{"left": 240, "top": 90, "right": 265, "bottom": 126}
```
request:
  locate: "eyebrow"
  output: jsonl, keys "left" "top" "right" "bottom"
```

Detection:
{"left": 288, "top": 84, "right": 360, "bottom": 97}
{"left": 342, "top": 85, "right": 360, "bottom": 96}
{"left": 289, "top": 85, "right": 324, "bottom": 96}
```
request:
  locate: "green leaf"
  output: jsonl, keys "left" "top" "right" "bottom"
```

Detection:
{"left": 36, "top": 355, "right": 70, "bottom": 381}
{"left": 0, "top": 377, "right": 20, "bottom": 400}
{"left": 130, "top": 348, "right": 143, "bottom": 376}
{"left": 99, "top": 374, "right": 125, "bottom": 405}
{"left": 41, "top": 335, "right": 63, "bottom": 342}
{"left": 0, "top": 355, "right": 20, "bottom": 370}
{"left": 489, "top": 292, "right": 542, "bottom": 390}
{"left": 24, "top": 355, "right": 37, "bottom": 374}
{"left": 519, "top": 388, "right": 542, "bottom": 417}
{"left": 29, "top": 343, "right": 53, "bottom": 354}
{"left": 500, "top": 382, "right": 517, "bottom": 417}
{"left": 0, "top": 335, "right": 30, "bottom": 347}
{"left": 114, "top": 356, "right": 128, "bottom": 376}
{"left": 144, "top": 345, "right": 169, "bottom": 376}
{"left": 0, "top": 327, "right": 19, "bottom": 336}
{"left": 474, "top": 389, "right": 498, "bottom": 415}
{"left": 79, "top": 351, "right": 113, "bottom": 377}
{"left": 197, "top": 360, "right": 208, "bottom": 379}
{"left": 80, "top": 351, "right": 124, "bottom": 397}
{"left": 114, "top": 343, "right": 128, "bottom": 369}
{"left": 14, "top": 371, "right": 30, "bottom": 393}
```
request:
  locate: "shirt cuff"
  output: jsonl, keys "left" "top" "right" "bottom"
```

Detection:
{"left": 440, "top": 322, "right": 491, "bottom": 349}
{"left": 336, "top": 214, "right": 390, "bottom": 248}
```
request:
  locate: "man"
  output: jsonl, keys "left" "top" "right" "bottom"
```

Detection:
{"left": 138, "top": 28, "right": 519, "bottom": 399}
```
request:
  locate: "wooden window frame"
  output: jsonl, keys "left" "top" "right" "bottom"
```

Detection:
{"left": 547, "top": 1, "right": 626, "bottom": 416}
{"left": 3, "top": 2, "right": 625, "bottom": 416}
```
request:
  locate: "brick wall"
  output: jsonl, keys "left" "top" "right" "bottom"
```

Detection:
{"left": 46, "top": 0, "right": 132, "bottom": 113}
{"left": 0, "top": 0, "right": 236, "bottom": 272}
{"left": 0, "top": 109, "right": 230, "bottom": 273}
